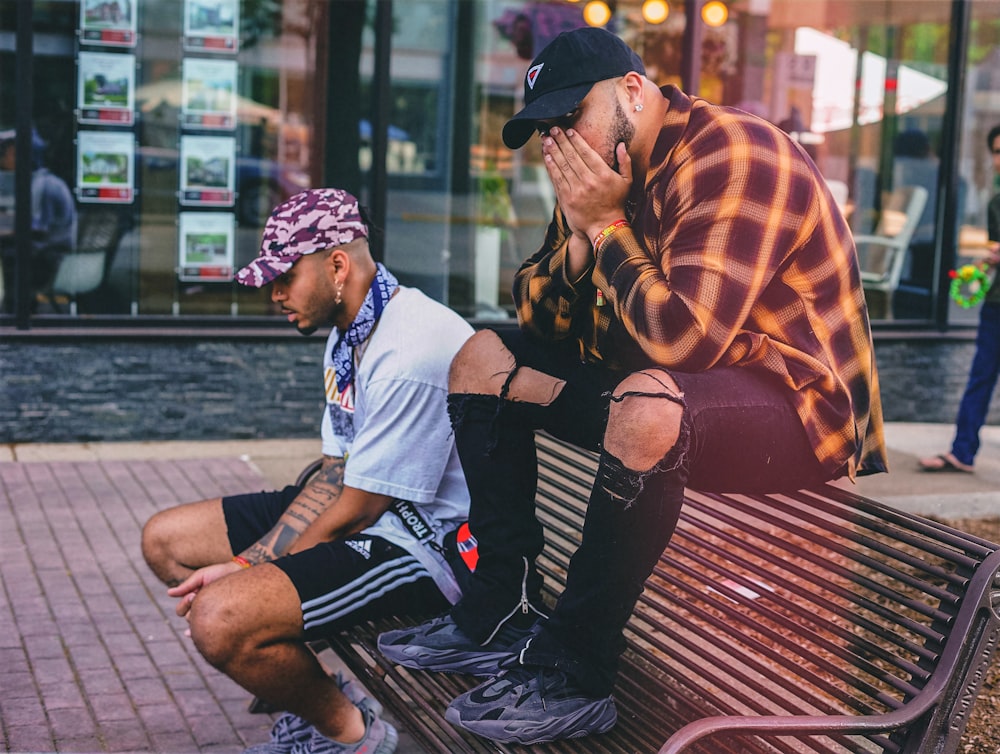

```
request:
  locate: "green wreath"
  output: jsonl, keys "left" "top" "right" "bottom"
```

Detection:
{"left": 949, "top": 264, "right": 992, "bottom": 308}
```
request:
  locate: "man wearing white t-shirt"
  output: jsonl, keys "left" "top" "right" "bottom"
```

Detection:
{"left": 141, "top": 188, "right": 473, "bottom": 754}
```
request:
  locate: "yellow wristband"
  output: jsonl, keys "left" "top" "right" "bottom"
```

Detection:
{"left": 593, "top": 219, "right": 629, "bottom": 252}
{"left": 232, "top": 555, "right": 252, "bottom": 569}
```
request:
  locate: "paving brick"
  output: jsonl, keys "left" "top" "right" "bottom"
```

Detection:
{"left": 56, "top": 737, "right": 107, "bottom": 752}
{"left": 78, "top": 667, "right": 127, "bottom": 697}
{"left": 98, "top": 631, "right": 147, "bottom": 658}
{"left": 0, "top": 624, "right": 24, "bottom": 649}
{"left": 146, "top": 730, "right": 204, "bottom": 753}
{"left": 162, "top": 666, "right": 213, "bottom": 693}
{"left": 49, "top": 706, "right": 99, "bottom": 739}
{"left": 136, "top": 701, "right": 190, "bottom": 734}
{"left": 36, "top": 679, "right": 87, "bottom": 710}
{"left": 125, "top": 675, "right": 175, "bottom": 706}
{"left": 7, "top": 596, "right": 51, "bottom": 619}
{"left": 87, "top": 691, "right": 136, "bottom": 722}
{"left": 61, "top": 624, "right": 103, "bottom": 648}
{"left": 173, "top": 687, "right": 226, "bottom": 718}
{"left": 114, "top": 651, "right": 159, "bottom": 680}
{"left": 203, "top": 671, "right": 253, "bottom": 703}
{"left": 32, "top": 655, "right": 76, "bottom": 684}
{"left": 3, "top": 670, "right": 39, "bottom": 698}
{"left": 6, "top": 725, "right": 55, "bottom": 753}
{"left": 98, "top": 719, "right": 153, "bottom": 752}
{"left": 67, "top": 640, "right": 113, "bottom": 670}
{"left": 189, "top": 713, "right": 245, "bottom": 748}
{"left": 22, "top": 632, "right": 66, "bottom": 662}
{"left": 0, "top": 695, "right": 47, "bottom": 725}
{"left": 150, "top": 638, "right": 200, "bottom": 670}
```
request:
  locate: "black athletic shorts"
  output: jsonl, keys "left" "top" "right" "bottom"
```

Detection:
{"left": 222, "top": 487, "right": 449, "bottom": 641}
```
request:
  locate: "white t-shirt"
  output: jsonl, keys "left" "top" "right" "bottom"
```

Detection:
{"left": 320, "top": 286, "right": 474, "bottom": 603}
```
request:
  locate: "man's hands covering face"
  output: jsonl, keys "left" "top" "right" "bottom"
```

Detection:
{"left": 541, "top": 127, "right": 632, "bottom": 244}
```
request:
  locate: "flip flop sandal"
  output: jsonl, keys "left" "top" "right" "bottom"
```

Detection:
{"left": 918, "top": 454, "right": 974, "bottom": 473}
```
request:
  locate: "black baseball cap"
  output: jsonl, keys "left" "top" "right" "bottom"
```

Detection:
{"left": 502, "top": 27, "right": 645, "bottom": 150}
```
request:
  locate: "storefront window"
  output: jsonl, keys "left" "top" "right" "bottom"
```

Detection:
{"left": 479, "top": 1, "right": 989, "bottom": 323}
{"left": 1, "top": 0, "right": 999, "bottom": 327}
{"left": 1, "top": 0, "right": 314, "bottom": 319}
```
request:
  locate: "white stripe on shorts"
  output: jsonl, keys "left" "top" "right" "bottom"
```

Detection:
{"left": 301, "top": 554, "right": 429, "bottom": 631}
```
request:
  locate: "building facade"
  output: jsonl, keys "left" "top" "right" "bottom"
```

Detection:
{"left": 2, "top": 0, "right": 1000, "bottom": 441}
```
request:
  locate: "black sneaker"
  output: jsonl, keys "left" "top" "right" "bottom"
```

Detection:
{"left": 376, "top": 614, "right": 532, "bottom": 676}
{"left": 444, "top": 664, "right": 617, "bottom": 744}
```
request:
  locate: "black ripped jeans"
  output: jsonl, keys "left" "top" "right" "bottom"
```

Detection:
{"left": 448, "top": 329, "right": 832, "bottom": 697}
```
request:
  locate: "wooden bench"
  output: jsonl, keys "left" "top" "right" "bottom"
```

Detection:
{"left": 304, "top": 433, "right": 1000, "bottom": 753}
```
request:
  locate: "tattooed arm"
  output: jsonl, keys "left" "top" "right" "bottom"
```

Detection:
{"left": 238, "top": 454, "right": 349, "bottom": 564}
{"left": 168, "top": 454, "right": 392, "bottom": 617}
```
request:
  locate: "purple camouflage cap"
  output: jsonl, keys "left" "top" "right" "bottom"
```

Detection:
{"left": 235, "top": 188, "right": 369, "bottom": 288}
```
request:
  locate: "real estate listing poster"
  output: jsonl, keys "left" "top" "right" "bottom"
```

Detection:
{"left": 178, "top": 211, "right": 235, "bottom": 282}
{"left": 183, "top": 0, "right": 240, "bottom": 53}
{"left": 78, "top": 51, "right": 136, "bottom": 126}
{"left": 179, "top": 135, "right": 236, "bottom": 207}
{"left": 181, "top": 58, "right": 238, "bottom": 130}
{"left": 80, "top": 0, "right": 137, "bottom": 48}
{"left": 76, "top": 130, "right": 135, "bottom": 203}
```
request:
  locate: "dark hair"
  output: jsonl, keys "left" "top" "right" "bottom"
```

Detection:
{"left": 988, "top": 124, "right": 1000, "bottom": 150}
{"left": 357, "top": 203, "right": 383, "bottom": 248}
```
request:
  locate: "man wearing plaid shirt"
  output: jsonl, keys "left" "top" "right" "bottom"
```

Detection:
{"left": 379, "top": 27, "right": 888, "bottom": 745}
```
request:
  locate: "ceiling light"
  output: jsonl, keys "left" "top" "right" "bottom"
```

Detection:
{"left": 641, "top": 0, "right": 669, "bottom": 24}
{"left": 701, "top": 1, "right": 728, "bottom": 27}
{"left": 583, "top": 1, "right": 612, "bottom": 27}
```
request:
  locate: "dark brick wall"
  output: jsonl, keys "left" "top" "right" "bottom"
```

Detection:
{"left": 1, "top": 336, "right": 323, "bottom": 443}
{"left": 2, "top": 331, "right": 998, "bottom": 443}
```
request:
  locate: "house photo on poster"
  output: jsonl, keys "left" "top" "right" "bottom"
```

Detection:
{"left": 77, "top": 51, "right": 136, "bottom": 126}
{"left": 80, "top": 0, "right": 137, "bottom": 47}
{"left": 184, "top": 0, "right": 240, "bottom": 52}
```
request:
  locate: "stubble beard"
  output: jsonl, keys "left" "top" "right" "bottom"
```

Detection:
{"left": 607, "top": 101, "right": 635, "bottom": 174}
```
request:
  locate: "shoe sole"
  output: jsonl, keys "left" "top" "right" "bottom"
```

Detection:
{"left": 444, "top": 698, "right": 617, "bottom": 744}
{"left": 376, "top": 638, "right": 507, "bottom": 676}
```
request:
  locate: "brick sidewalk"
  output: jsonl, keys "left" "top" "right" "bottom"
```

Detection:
{"left": 0, "top": 456, "right": 277, "bottom": 753}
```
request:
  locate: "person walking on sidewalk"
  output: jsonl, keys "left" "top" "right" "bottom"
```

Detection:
{"left": 919, "top": 124, "right": 1000, "bottom": 474}
{"left": 377, "top": 27, "right": 887, "bottom": 745}
{"left": 141, "top": 188, "right": 473, "bottom": 754}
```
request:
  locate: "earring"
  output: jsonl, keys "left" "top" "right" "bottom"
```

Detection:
{"left": 335, "top": 282, "right": 344, "bottom": 305}
{"left": 635, "top": 104, "right": 644, "bottom": 112}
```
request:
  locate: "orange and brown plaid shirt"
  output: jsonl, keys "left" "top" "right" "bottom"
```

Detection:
{"left": 514, "top": 86, "right": 887, "bottom": 479}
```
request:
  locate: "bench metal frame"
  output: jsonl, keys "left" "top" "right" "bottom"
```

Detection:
{"left": 310, "top": 434, "right": 1000, "bottom": 753}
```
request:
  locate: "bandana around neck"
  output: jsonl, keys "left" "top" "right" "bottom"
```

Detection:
{"left": 331, "top": 263, "right": 399, "bottom": 395}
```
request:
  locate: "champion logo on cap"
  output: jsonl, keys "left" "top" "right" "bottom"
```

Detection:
{"left": 526, "top": 63, "right": 544, "bottom": 90}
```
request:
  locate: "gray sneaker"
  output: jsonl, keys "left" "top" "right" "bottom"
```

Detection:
{"left": 243, "top": 712, "right": 314, "bottom": 753}
{"left": 290, "top": 700, "right": 397, "bottom": 754}
{"left": 335, "top": 670, "right": 383, "bottom": 717}
{"left": 242, "top": 676, "right": 383, "bottom": 754}
{"left": 377, "top": 614, "right": 532, "bottom": 676}
{"left": 444, "top": 666, "right": 617, "bottom": 744}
